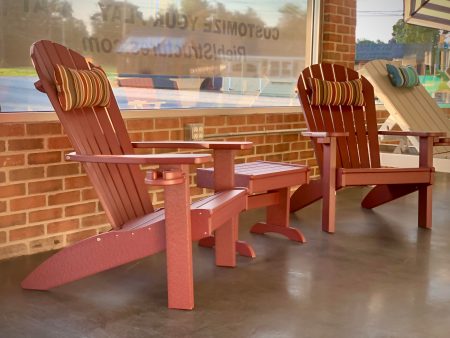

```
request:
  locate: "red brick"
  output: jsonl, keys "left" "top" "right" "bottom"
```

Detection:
{"left": 66, "top": 229, "right": 98, "bottom": 244}
{"left": 238, "top": 126, "right": 258, "bottom": 133}
{"left": 28, "top": 151, "right": 62, "bottom": 165}
{"left": 10, "top": 195, "right": 46, "bottom": 211}
{"left": 246, "top": 114, "right": 265, "bottom": 124}
{"left": 300, "top": 150, "right": 315, "bottom": 158}
{"left": 265, "top": 154, "right": 283, "bottom": 162}
{"left": 0, "top": 213, "right": 27, "bottom": 228}
{"left": 344, "top": 16, "right": 356, "bottom": 26}
{"left": 274, "top": 143, "right": 290, "bottom": 152}
{"left": 0, "top": 183, "right": 26, "bottom": 198}
{"left": 9, "top": 167, "right": 45, "bottom": 181}
{"left": 48, "top": 136, "right": 72, "bottom": 149}
{"left": 170, "top": 130, "right": 183, "bottom": 140}
{"left": 82, "top": 188, "right": 98, "bottom": 200}
{"left": 28, "top": 179, "right": 63, "bottom": 194}
{"left": 0, "top": 201, "right": 6, "bottom": 213}
{"left": 26, "top": 122, "right": 61, "bottom": 135}
{"left": 0, "top": 172, "right": 5, "bottom": 184}
{"left": 227, "top": 115, "right": 246, "bottom": 125}
{"left": 8, "top": 138, "right": 44, "bottom": 151}
{"left": 284, "top": 114, "right": 301, "bottom": 123}
{"left": 217, "top": 127, "right": 238, "bottom": 134}
{"left": 266, "top": 114, "right": 284, "bottom": 123}
{"left": 324, "top": 4, "right": 337, "bottom": 14}
{"left": 337, "top": 25, "right": 350, "bottom": 34}
{"left": 29, "top": 208, "right": 63, "bottom": 223}
{"left": 265, "top": 135, "right": 282, "bottom": 143}
{"left": 324, "top": 13, "right": 343, "bottom": 24}
{"left": 282, "top": 152, "right": 299, "bottom": 161}
{"left": 0, "top": 154, "right": 25, "bottom": 167}
{"left": 127, "top": 118, "right": 154, "bottom": 130}
{"left": 82, "top": 214, "right": 108, "bottom": 228}
{"left": 65, "top": 202, "right": 96, "bottom": 217}
{"left": 0, "top": 231, "right": 6, "bottom": 243}
{"left": 336, "top": 6, "right": 350, "bottom": 16}
{"left": 47, "top": 163, "right": 80, "bottom": 177}
{"left": 0, "top": 140, "right": 5, "bottom": 152}
{"left": 155, "top": 118, "right": 180, "bottom": 129}
{"left": 256, "top": 145, "right": 273, "bottom": 154}
{"left": 47, "top": 219, "right": 80, "bottom": 234}
{"left": 143, "top": 130, "right": 170, "bottom": 140}
{"left": 0, "top": 124, "right": 25, "bottom": 137}
{"left": 48, "top": 191, "right": 81, "bottom": 205}
{"left": 245, "top": 135, "right": 265, "bottom": 144}
{"left": 64, "top": 175, "right": 91, "bottom": 189}
{"left": 10, "top": 225, "right": 45, "bottom": 241}
{"left": 323, "top": 23, "right": 336, "bottom": 33}
{"left": 282, "top": 134, "right": 300, "bottom": 142}
{"left": 323, "top": 32, "right": 343, "bottom": 43}
{"left": 204, "top": 116, "right": 226, "bottom": 126}
{"left": 0, "top": 243, "right": 28, "bottom": 259}
{"left": 336, "top": 44, "right": 350, "bottom": 52}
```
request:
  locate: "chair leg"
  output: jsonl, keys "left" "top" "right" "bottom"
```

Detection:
{"left": 321, "top": 140, "right": 337, "bottom": 233}
{"left": 198, "top": 236, "right": 256, "bottom": 258}
{"left": 250, "top": 187, "right": 306, "bottom": 243}
{"left": 418, "top": 185, "right": 432, "bottom": 229}
{"left": 163, "top": 171, "right": 195, "bottom": 310}
{"left": 214, "top": 216, "right": 238, "bottom": 267}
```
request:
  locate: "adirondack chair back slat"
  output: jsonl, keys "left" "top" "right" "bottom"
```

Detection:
{"left": 32, "top": 40, "right": 153, "bottom": 229}
{"left": 297, "top": 63, "right": 382, "bottom": 172}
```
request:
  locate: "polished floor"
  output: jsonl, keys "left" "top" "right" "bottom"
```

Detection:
{"left": 1, "top": 173, "right": 449, "bottom": 338}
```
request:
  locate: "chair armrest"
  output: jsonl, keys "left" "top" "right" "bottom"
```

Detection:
{"left": 65, "top": 152, "right": 212, "bottom": 165}
{"left": 132, "top": 141, "right": 253, "bottom": 150}
{"left": 378, "top": 130, "right": 446, "bottom": 138}
{"left": 302, "top": 131, "right": 349, "bottom": 138}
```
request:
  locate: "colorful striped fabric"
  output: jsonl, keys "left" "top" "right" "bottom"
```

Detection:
{"left": 54, "top": 64, "right": 110, "bottom": 111}
{"left": 307, "top": 78, "right": 365, "bottom": 106}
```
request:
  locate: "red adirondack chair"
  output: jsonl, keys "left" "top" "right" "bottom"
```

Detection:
{"left": 22, "top": 40, "right": 252, "bottom": 310}
{"left": 291, "top": 63, "right": 446, "bottom": 233}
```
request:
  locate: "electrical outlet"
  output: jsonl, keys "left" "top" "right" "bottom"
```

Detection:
{"left": 184, "top": 123, "right": 204, "bottom": 141}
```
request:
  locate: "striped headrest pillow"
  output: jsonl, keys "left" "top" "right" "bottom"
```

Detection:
{"left": 54, "top": 64, "right": 110, "bottom": 111}
{"left": 306, "top": 78, "right": 365, "bottom": 106}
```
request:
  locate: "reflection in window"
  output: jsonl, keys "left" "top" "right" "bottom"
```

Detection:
{"left": 356, "top": 0, "right": 450, "bottom": 107}
{"left": 0, "top": 0, "right": 311, "bottom": 112}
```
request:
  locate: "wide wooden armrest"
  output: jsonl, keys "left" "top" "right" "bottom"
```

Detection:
{"left": 302, "top": 131, "right": 349, "bottom": 138}
{"left": 378, "top": 130, "right": 446, "bottom": 138}
{"left": 132, "top": 141, "right": 253, "bottom": 150}
{"left": 65, "top": 152, "right": 212, "bottom": 165}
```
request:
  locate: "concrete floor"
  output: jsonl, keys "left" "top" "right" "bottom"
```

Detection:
{"left": 1, "top": 173, "right": 449, "bottom": 338}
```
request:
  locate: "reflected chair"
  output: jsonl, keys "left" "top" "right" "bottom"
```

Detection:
{"left": 290, "top": 63, "right": 447, "bottom": 233}
{"left": 22, "top": 40, "right": 251, "bottom": 310}
{"left": 359, "top": 60, "right": 450, "bottom": 169}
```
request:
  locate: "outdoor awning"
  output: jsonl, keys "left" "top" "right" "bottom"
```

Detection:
{"left": 404, "top": 0, "right": 450, "bottom": 31}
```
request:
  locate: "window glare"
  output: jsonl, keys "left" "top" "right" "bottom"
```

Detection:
{"left": 0, "top": 0, "right": 311, "bottom": 112}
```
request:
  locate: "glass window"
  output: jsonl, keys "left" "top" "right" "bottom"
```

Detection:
{"left": 0, "top": 0, "right": 313, "bottom": 112}
{"left": 355, "top": 0, "right": 450, "bottom": 107}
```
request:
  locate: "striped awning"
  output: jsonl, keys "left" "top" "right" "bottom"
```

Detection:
{"left": 404, "top": 0, "right": 450, "bottom": 31}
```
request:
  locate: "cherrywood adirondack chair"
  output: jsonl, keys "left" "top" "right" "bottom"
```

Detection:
{"left": 22, "top": 40, "right": 251, "bottom": 310}
{"left": 291, "top": 63, "right": 447, "bottom": 233}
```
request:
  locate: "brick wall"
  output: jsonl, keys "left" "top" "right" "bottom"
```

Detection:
{"left": 0, "top": 112, "right": 317, "bottom": 260}
{"left": 321, "top": 0, "right": 357, "bottom": 68}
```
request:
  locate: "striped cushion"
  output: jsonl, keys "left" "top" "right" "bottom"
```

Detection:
{"left": 386, "top": 64, "right": 420, "bottom": 88}
{"left": 307, "top": 78, "right": 365, "bottom": 106}
{"left": 54, "top": 64, "right": 110, "bottom": 111}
